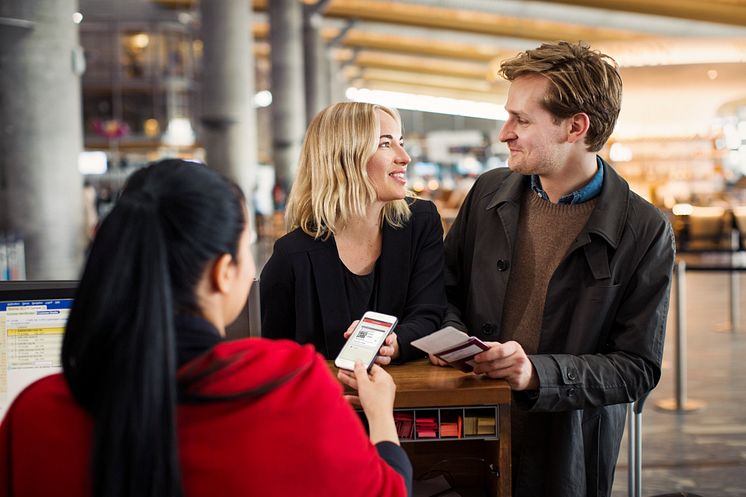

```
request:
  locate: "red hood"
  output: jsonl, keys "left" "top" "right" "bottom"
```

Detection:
{"left": 177, "top": 338, "right": 318, "bottom": 400}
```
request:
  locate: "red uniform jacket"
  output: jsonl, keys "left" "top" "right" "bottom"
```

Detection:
{"left": 0, "top": 338, "right": 407, "bottom": 497}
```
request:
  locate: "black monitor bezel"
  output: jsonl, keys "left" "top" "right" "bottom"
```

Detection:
{"left": 0, "top": 281, "right": 78, "bottom": 303}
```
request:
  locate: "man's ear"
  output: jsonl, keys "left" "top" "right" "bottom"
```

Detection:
{"left": 567, "top": 113, "right": 590, "bottom": 144}
{"left": 210, "top": 253, "right": 236, "bottom": 294}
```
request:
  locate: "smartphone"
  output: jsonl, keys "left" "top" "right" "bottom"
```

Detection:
{"left": 334, "top": 311, "right": 398, "bottom": 371}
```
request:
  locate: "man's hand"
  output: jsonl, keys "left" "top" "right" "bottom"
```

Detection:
{"left": 472, "top": 341, "right": 539, "bottom": 391}
{"left": 428, "top": 353, "right": 449, "bottom": 367}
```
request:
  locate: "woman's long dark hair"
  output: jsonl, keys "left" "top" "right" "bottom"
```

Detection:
{"left": 61, "top": 159, "right": 245, "bottom": 497}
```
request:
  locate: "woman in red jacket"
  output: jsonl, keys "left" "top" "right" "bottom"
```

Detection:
{"left": 0, "top": 159, "right": 411, "bottom": 497}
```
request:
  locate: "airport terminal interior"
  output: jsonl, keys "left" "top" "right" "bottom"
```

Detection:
{"left": 2, "top": 0, "right": 746, "bottom": 495}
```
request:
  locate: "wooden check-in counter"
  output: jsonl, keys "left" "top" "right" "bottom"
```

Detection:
{"left": 337, "top": 359, "right": 512, "bottom": 497}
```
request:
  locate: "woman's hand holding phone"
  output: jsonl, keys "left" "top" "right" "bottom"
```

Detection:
{"left": 342, "top": 320, "right": 400, "bottom": 366}
{"left": 337, "top": 361, "right": 399, "bottom": 445}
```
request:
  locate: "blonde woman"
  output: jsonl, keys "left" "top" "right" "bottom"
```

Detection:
{"left": 260, "top": 102, "right": 447, "bottom": 363}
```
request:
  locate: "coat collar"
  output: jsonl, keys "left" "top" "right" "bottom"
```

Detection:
{"left": 307, "top": 237, "right": 349, "bottom": 357}
{"left": 581, "top": 158, "right": 629, "bottom": 250}
{"left": 485, "top": 157, "right": 629, "bottom": 250}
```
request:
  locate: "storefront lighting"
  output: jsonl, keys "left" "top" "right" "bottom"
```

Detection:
{"left": 738, "top": 121, "right": 746, "bottom": 140}
{"left": 672, "top": 203, "right": 694, "bottom": 216}
{"left": 346, "top": 88, "right": 508, "bottom": 121}
{"left": 609, "top": 142, "right": 633, "bottom": 162}
{"left": 178, "top": 12, "right": 193, "bottom": 25}
{"left": 78, "top": 151, "right": 107, "bottom": 175}
{"left": 163, "top": 118, "right": 195, "bottom": 147}
{"left": 131, "top": 33, "right": 150, "bottom": 49}
{"left": 723, "top": 123, "right": 741, "bottom": 150}
{"left": 143, "top": 118, "right": 160, "bottom": 138}
{"left": 254, "top": 90, "right": 272, "bottom": 108}
{"left": 411, "top": 179, "right": 426, "bottom": 193}
{"left": 72, "top": 12, "right": 83, "bottom": 24}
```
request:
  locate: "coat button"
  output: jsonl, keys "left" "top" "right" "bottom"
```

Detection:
{"left": 481, "top": 323, "right": 496, "bottom": 336}
{"left": 567, "top": 388, "right": 576, "bottom": 397}
{"left": 567, "top": 370, "right": 577, "bottom": 381}
{"left": 496, "top": 259, "right": 510, "bottom": 271}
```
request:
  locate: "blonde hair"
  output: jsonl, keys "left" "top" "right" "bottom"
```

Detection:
{"left": 285, "top": 102, "right": 413, "bottom": 239}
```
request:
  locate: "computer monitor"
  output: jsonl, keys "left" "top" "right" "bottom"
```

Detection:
{"left": 0, "top": 281, "right": 77, "bottom": 420}
{"left": 0, "top": 279, "right": 259, "bottom": 421}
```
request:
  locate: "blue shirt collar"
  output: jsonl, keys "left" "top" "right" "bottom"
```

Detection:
{"left": 530, "top": 157, "right": 605, "bottom": 205}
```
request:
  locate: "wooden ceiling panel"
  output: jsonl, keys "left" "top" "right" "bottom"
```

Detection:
{"left": 541, "top": 0, "right": 746, "bottom": 27}
{"left": 153, "top": 0, "right": 746, "bottom": 113}
{"left": 352, "top": 80, "right": 508, "bottom": 104}
{"left": 356, "top": 67, "right": 504, "bottom": 93}
{"left": 353, "top": 51, "right": 492, "bottom": 79}
{"left": 333, "top": 29, "right": 507, "bottom": 62}
{"left": 321, "top": 0, "right": 648, "bottom": 42}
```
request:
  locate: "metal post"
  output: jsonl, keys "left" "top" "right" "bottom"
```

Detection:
{"left": 675, "top": 260, "right": 686, "bottom": 408}
{"left": 626, "top": 403, "right": 637, "bottom": 497}
{"left": 633, "top": 408, "right": 642, "bottom": 497}
{"left": 655, "top": 260, "right": 705, "bottom": 412}
{"left": 730, "top": 267, "right": 740, "bottom": 333}
{"left": 730, "top": 230, "right": 740, "bottom": 332}
{"left": 714, "top": 228, "right": 741, "bottom": 333}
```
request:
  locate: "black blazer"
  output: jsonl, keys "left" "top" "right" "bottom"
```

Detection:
{"left": 260, "top": 199, "right": 447, "bottom": 361}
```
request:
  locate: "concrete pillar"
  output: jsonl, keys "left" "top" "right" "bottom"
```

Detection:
{"left": 269, "top": 0, "right": 305, "bottom": 197}
{"left": 328, "top": 56, "right": 348, "bottom": 104}
{"left": 303, "top": 6, "right": 329, "bottom": 123}
{"left": 199, "top": 0, "right": 257, "bottom": 224}
{"left": 0, "top": 0, "right": 85, "bottom": 279}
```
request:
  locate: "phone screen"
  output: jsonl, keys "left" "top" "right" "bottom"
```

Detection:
{"left": 336, "top": 314, "right": 397, "bottom": 369}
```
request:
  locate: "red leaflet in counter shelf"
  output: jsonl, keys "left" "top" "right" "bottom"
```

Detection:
{"left": 394, "top": 412, "right": 414, "bottom": 439}
{"left": 410, "top": 326, "right": 491, "bottom": 373}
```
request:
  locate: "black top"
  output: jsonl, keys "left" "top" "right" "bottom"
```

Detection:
{"left": 174, "top": 313, "right": 222, "bottom": 367}
{"left": 342, "top": 260, "right": 378, "bottom": 321}
{"left": 376, "top": 441, "right": 413, "bottom": 497}
{"left": 260, "top": 199, "right": 448, "bottom": 362}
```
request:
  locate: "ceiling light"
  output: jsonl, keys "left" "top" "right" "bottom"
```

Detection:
{"left": 346, "top": 87, "right": 507, "bottom": 121}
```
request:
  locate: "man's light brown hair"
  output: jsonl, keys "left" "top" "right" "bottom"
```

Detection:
{"left": 499, "top": 41, "right": 622, "bottom": 152}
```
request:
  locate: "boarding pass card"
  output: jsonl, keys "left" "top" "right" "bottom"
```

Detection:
{"left": 411, "top": 326, "right": 491, "bottom": 372}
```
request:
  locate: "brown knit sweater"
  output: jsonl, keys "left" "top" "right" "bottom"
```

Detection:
{"left": 501, "top": 191, "right": 598, "bottom": 352}
{"left": 504, "top": 190, "right": 598, "bottom": 475}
